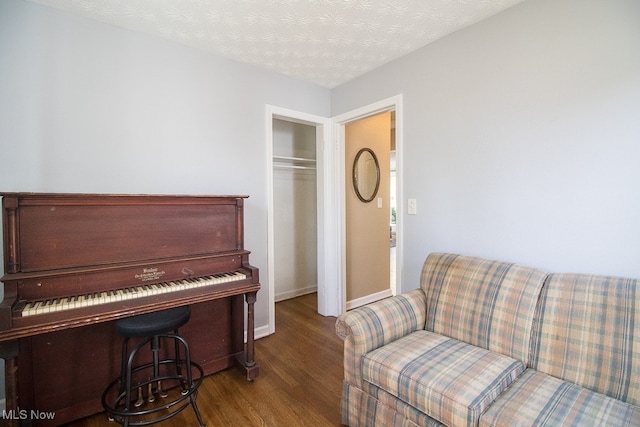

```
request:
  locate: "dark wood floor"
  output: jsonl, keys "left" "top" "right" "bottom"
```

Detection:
{"left": 67, "top": 293, "right": 344, "bottom": 426}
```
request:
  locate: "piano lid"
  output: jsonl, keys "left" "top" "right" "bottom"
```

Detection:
{"left": 1, "top": 193, "right": 250, "bottom": 276}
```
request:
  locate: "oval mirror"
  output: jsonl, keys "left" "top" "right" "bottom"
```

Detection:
{"left": 352, "top": 148, "right": 380, "bottom": 203}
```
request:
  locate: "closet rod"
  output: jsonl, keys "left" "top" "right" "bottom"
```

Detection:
{"left": 273, "top": 155, "right": 316, "bottom": 164}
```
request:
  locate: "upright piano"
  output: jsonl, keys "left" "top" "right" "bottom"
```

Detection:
{"left": 0, "top": 193, "right": 260, "bottom": 426}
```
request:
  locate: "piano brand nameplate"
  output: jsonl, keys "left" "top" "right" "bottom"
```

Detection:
{"left": 135, "top": 267, "right": 166, "bottom": 282}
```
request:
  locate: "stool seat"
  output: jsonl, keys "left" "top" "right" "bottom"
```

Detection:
{"left": 116, "top": 306, "right": 191, "bottom": 337}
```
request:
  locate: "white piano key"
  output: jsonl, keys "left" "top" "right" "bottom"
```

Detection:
{"left": 20, "top": 271, "right": 248, "bottom": 317}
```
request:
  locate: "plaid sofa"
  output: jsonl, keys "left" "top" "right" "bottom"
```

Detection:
{"left": 335, "top": 253, "right": 640, "bottom": 426}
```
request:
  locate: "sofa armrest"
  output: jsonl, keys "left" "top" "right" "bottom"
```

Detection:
{"left": 335, "top": 289, "right": 427, "bottom": 387}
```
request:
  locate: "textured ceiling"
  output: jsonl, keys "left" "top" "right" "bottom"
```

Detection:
{"left": 25, "top": 0, "right": 525, "bottom": 88}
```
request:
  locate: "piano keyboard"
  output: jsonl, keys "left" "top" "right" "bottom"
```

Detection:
{"left": 21, "top": 271, "right": 247, "bottom": 317}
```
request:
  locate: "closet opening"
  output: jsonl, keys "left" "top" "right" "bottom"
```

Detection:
{"left": 272, "top": 119, "right": 318, "bottom": 303}
{"left": 266, "top": 105, "right": 338, "bottom": 337}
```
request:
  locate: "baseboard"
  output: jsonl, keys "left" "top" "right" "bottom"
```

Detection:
{"left": 275, "top": 285, "right": 317, "bottom": 302}
{"left": 346, "top": 288, "right": 393, "bottom": 310}
{"left": 254, "top": 324, "right": 271, "bottom": 340}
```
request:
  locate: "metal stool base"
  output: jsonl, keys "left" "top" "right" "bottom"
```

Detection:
{"left": 102, "top": 359, "right": 204, "bottom": 426}
{"left": 102, "top": 333, "right": 205, "bottom": 427}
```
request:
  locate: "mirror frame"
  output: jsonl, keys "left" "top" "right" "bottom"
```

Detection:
{"left": 352, "top": 147, "right": 381, "bottom": 203}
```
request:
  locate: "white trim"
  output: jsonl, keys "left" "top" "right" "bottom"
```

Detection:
{"left": 346, "top": 288, "right": 393, "bottom": 310}
{"left": 332, "top": 94, "right": 404, "bottom": 314}
{"left": 275, "top": 285, "right": 317, "bottom": 302}
{"left": 266, "top": 105, "right": 337, "bottom": 336}
{"left": 332, "top": 95, "right": 404, "bottom": 125}
{"left": 254, "top": 324, "right": 271, "bottom": 341}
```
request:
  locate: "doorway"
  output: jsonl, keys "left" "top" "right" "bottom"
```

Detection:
{"left": 344, "top": 112, "right": 395, "bottom": 309}
{"left": 266, "top": 106, "right": 338, "bottom": 336}
{"left": 334, "top": 95, "right": 403, "bottom": 312}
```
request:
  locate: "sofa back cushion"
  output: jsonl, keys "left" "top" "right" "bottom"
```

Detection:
{"left": 420, "top": 253, "right": 547, "bottom": 363}
{"left": 529, "top": 273, "right": 640, "bottom": 406}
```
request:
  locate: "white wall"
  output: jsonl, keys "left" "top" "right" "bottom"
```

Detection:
{"left": 0, "top": 0, "right": 330, "bottom": 401}
{"left": 332, "top": 0, "right": 640, "bottom": 287}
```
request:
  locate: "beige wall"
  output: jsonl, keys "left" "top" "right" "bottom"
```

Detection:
{"left": 345, "top": 112, "right": 391, "bottom": 301}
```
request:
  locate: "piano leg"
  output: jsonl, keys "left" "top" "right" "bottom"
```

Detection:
{"left": 245, "top": 291, "right": 257, "bottom": 368}
{"left": 233, "top": 291, "right": 259, "bottom": 381}
{"left": 0, "top": 340, "right": 20, "bottom": 427}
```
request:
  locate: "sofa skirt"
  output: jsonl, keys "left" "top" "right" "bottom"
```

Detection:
{"left": 342, "top": 381, "right": 445, "bottom": 427}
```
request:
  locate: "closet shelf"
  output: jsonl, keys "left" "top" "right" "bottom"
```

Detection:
{"left": 273, "top": 155, "right": 316, "bottom": 171}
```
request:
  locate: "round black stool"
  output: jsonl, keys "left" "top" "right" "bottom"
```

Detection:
{"left": 102, "top": 306, "right": 205, "bottom": 427}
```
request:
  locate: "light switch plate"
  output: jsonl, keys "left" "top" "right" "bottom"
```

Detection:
{"left": 408, "top": 199, "right": 417, "bottom": 215}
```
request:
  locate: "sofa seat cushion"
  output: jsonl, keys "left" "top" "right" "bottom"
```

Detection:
{"left": 480, "top": 369, "right": 640, "bottom": 427}
{"left": 362, "top": 330, "right": 525, "bottom": 427}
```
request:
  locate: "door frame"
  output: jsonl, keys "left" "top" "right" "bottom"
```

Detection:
{"left": 265, "top": 95, "right": 402, "bottom": 333}
{"left": 332, "top": 94, "right": 404, "bottom": 311}
{"left": 266, "top": 105, "right": 338, "bottom": 335}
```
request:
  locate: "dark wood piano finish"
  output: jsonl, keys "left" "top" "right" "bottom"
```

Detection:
{"left": 0, "top": 193, "right": 260, "bottom": 426}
